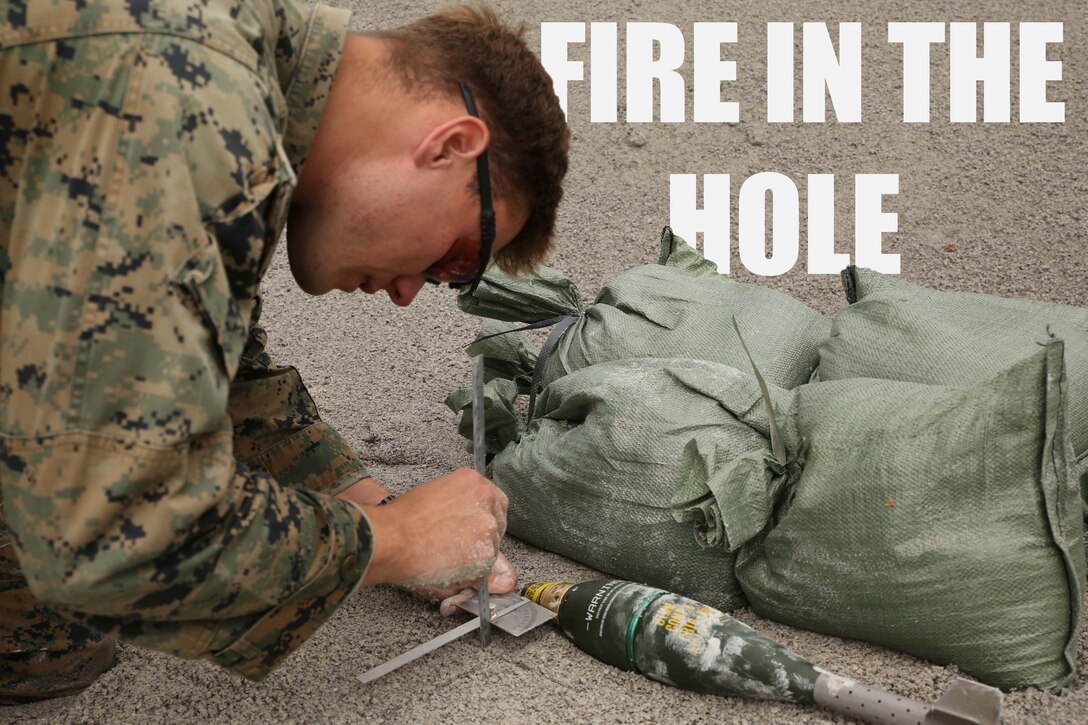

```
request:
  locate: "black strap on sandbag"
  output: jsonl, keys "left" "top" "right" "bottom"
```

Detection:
{"left": 524, "top": 312, "right": 581, "bottom": 423}
{"left": 465, "top": 309, "right": 584, "bottom": 427}
{"left": 469, "top": 312, "right": 578, "bottom": 345}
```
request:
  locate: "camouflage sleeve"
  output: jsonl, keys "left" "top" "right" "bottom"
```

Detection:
{"left": 275, "top": 0, "right": 351, "bottom": 171}
{"left": 230, "top": 315, "right": 370, "bottom": 496}
{"left": 0, "top": 2, "right": 369, "bottom": 681}
{"left": 229, "top": 0, "right": 366, "bottom": 496}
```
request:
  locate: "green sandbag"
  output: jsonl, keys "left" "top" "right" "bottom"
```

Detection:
{"left": 448, "top": 251, "right": 1082, "bottom": 690}
{"left": 465, "top": 319, "right": 538, "bottom": 395}
{"left": 480, "top": 358, "right": 783, "bottom": 612}
{"left": 448, "top": 341, "right": 1082, "bottom": 689}
{"left": 820, "top": 266, "right": 1088, "bottom": 482}
{"left": 540, "top": 230, "right": 829, "bottom": 390}
{"left": 444, "top": 377, "right": 520, "bottom": 455}
{"left": 459, "top": 229, "right": 830, "bottom": 393}
{"left": 725, "top": 342, "right": 1083, "bottom": 692}
{"left": 457, "top": 265, "right": 582, "bottom": 323}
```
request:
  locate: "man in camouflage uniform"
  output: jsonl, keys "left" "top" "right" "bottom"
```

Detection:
{"left": 0, "top": 0, "right": 569, "bottom": 700}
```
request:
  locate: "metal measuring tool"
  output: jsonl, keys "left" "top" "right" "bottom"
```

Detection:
{"left": 356, "top": 591, "right": 554, "bottom": 684}
{"left": 472, "top": 354, "right": 491, "bottom": 646}
{"left": 356, "top": 355, "right": 554, "bottom": 685}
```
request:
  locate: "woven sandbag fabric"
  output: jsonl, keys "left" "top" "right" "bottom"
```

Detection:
{"left": 489, "top": 358, "right": 785, "bottom": 612}
{"left": 820, "top": 266, "right": 1088, "bottom": 493}
{"left": 735, "top": 342, "right": 1084, "bottom": 692}
{"left": 537, "top": 229, "right": 830, "bottom": 390}
{"left": 457, "top": 264, "right": 582, "bottom": 323}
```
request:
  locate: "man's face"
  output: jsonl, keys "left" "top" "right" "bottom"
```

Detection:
{"left": 285, "top": 154, "right": 529, "bottom": 307}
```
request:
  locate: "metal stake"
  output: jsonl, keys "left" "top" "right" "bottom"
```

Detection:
{"left": 472, "top": 354, "right": 491, "bottom": 646}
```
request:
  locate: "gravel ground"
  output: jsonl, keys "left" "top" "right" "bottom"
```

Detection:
{"left": 7, "top": 0, "right": 1086, "bottom": 723}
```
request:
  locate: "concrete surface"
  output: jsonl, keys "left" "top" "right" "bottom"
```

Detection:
{"left": 7, "top": 0, "right": 1087, "bottom": 722}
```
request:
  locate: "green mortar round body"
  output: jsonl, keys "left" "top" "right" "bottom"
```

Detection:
{"left": 524, "top": 580, "right": 819, "bottom": 703}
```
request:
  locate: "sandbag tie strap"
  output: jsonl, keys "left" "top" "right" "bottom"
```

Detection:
{"left": 464, "top": 310, "right": 584, "bottom": 428}
{"left": 731, "top": 315, "right": 786, "bottom": 466}
{"left": 466, "top": 312, "right": 582, "bottom": 346}
{"left": 526, "top": 312, "right": 583, "bottom": 423}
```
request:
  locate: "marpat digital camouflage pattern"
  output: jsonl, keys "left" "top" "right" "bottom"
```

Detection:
{"left": 0, "top": 534, "right": 117, "bottom": 701}
{"left": 0, "top": 0, "right": 375, "bottom": 695}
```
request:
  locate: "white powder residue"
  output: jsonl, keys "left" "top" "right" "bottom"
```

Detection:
{"left": 697, "top": 637, "right": 722, "bottom": 671}
{"left": 392, "top": 561, "right": 491, "bottom": 591}
{"left": 645, "top": 658, "right": 675, "bottom": 686}
{"left": 722, "top": 636, "right": 745, "bottom": 657}
{"left": 772, "top": 664, "right": 790, "bottom": 697}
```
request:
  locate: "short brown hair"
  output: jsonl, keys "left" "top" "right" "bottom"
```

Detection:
{"left": 370, "top": 5, "right": 570, "bottom": 273}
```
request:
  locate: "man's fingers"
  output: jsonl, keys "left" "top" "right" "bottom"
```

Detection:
{"left": 362, "top": 469, "right": 510, "bottom": 591}
{"left": 433, "top": 552, "right": 517, "bottom": 614}
{"left": 487, "top": 553, "right": 517, "bottom": 594}
{"left": 468, "top": 471, "right": 507, "bottom": 539}
{"left": 487, "top": 484, "right": 509, "bottom": 536}
{"left": 438, "top": 588, "right": 476, "bottom": 617}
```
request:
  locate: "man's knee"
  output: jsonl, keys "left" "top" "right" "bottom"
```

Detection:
{"left": 0, "top": 635, "right": 116, "bottom": 704}
{"left": 1, "top": 538, "right": 116, "bottom": 703}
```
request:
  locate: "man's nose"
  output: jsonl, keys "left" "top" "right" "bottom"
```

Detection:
{"left": 386, "top": 275, "right": 427, "bottom": 307}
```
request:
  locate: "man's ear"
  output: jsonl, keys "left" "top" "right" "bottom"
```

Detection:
{"left": 411, "top": 115, "right": 489, "bottom": 169}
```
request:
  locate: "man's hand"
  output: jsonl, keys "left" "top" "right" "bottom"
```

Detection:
{"left": 342, "top": 469, "right": 509, "bottom": 593}
{"left": 426, "top": 552, "right": 518, "bottom": 615}
{"left": 433, "top": 550, "right": 519, "bottom": 616}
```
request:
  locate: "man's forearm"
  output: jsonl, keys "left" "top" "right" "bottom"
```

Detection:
{"left": 1, "top": 430, "right": 372, "bottom": 681}
{"left": 336, "top": 476, "right": 393, "bottom": 507}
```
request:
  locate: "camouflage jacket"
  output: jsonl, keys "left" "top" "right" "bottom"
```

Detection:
{"left": 0, "top": 0, "right": 374, "bottom": 679}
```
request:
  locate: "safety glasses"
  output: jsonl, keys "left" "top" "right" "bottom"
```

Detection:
{"left": 423, "top": 82, "right": 496, "bottom": 291}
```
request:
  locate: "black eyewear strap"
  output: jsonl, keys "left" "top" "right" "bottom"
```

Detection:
{"left": 443, "top": 82, "right": 495, "bottom": 292}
